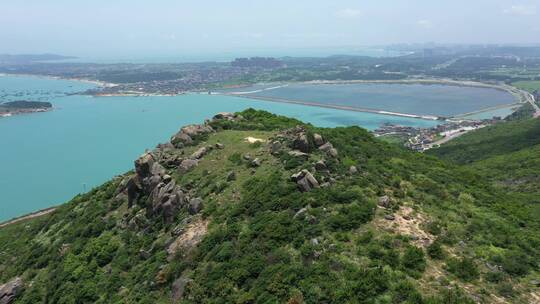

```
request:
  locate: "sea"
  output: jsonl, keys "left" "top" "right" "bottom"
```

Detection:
{"left": 0, "top": 75, "right": 513, "bottom": 221}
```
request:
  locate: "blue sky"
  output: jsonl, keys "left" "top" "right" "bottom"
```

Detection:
{"left": 1, "top": 0, "right": 539, "bottom": 58}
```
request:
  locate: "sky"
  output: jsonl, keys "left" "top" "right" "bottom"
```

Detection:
{"left": 1, "top": 0, "right": 539, "bottom": 59}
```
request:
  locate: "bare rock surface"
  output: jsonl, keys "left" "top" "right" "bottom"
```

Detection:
{"left": 0, "top": 277, "right": 23, "bottom": 304}
{"left": 291, "top": 170, "right": 320, "bottom": 192}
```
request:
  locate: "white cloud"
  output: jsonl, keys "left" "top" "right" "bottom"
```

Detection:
{"left": 503, "top": 5, "right": 536, "bottom": 16}
{"left": 417, "top": 20, "right": 433, "bottom": 29}
{"left": 335, "top": 8, "right": 363, "bottom": 19}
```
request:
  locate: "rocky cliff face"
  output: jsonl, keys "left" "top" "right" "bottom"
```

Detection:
{"left": 119, "top": 118, "right": 221, "bottom": 225}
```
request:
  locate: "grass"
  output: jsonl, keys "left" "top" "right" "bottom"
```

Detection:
{"left": 512, "top": 80, "right": 540, "bottom": 93}
{"left": 428, "top": 117, "right": 540, "bottom": 164}
{"left": 378, "top": 134, "right": 409, "bottom": 145}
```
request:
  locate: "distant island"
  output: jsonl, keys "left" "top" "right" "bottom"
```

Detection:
{"left": 0, "top": 100, "right": 53, "bottom": 117}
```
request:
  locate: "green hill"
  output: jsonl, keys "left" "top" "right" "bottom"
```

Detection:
{"left": 427, "top": 118, "right": 540, "bottom": 164}
{"left": 0, "top": 110, "right": 539, "bottom": 303}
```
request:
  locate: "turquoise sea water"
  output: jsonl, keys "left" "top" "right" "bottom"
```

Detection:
{"left": 0, "top": 75, "right": 440, "bottom": 221}
{"left": 236, "top": 83, "right": 516, "bottom": 117}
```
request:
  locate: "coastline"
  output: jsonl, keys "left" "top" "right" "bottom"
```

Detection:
{"left": 0, "top": 206, "right": 57, "bottom": 228}
{"left": 0, "top": 107, "right": 53, "bottom": 118}
{"left": 0, "top": 72, "right": 117, "bottom": 88}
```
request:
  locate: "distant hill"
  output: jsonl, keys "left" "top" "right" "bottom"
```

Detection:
{"left": 430, "top": 115, "right": 540, "bottom": 198}
{"left": 0, "top": 54, "right": 77, "bottom": 64}
{"left": 0, "top": 110, "right": 538, "bottom": 303}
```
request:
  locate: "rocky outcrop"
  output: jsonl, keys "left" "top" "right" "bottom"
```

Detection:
{"left": 171, "top": 124, "right": 213, "bottom": 148}
{"left": 212, "top": 112, "right": 239, "bottom": 121}
{"left": 170, "top": 133, "right": 193, "bottom": 148}
{"left": 288, "top": 150, "right": 309, "bottom": 159}
{"left": 171, "top": 275, "right": 191, "bottom": 302}
{"left": 251, "top": 158, "right": 261, "bottom": 167}
{"left": 180, "top": 124, "right": 214, "bottom": 139}
{"left": 123, "top": 152, "right": 190, "bottom": 223}
{"left": 0, "top": 277, "right": 23, "bottom": 304}
{"left": 291, "top": 170, "right": 320, "bottom": 192}
{"left": 315, "top": 160, "right": 327, "bottom": 172}
{"left": 278, "top": 126, "right": 311, "bottom": 153}
{"left": 313, "top": 133, "right": 325, "bottom": 147}
{"left": 149, "top": 180, "right": 187, "bottom": 223}
{"left": 191, "top": 146, "right": 209, "bottom": 159}
{"left": 378, "top": 195, "right": 392, "bottom": 208}
{"left": 319, "top": 142, "right": 338, "bottom": 158}
{"left": 292, "top": 133, "right": 310, "bottom": 153}
{"left": 126, "top": 152, "right": 166, "bottom": 207}
{"left": 270, "top": 141, "right": 282, "bottom": 155}
{"left": 188, "top": 198, "right": 203, "bottom": 215}
{"left": 178, "top": 159, "right": 198, "bottom": 174}
{"left": 226, "top": 171, "right": 236, "bottom": 181}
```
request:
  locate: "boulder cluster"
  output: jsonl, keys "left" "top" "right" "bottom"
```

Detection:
{"left": 170, "top": 124, "right": 213, "bottom": 149}
{"left": 124, "top": 152, "right": 190, "bottom": 223}
{"left": 118, "top": 115, "right": 232, "bottom": 224}
{"left": 272, "top": 126, "right": 341, "bottom": 192}
{"left": 291, "top": 169, "right": 320, "bottom": 192}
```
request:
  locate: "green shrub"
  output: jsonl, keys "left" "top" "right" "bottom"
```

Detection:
{"left": 401, "top": 246, "right": 426, "bottom": 276}
{"left": 326, "top": 202, "right": 375, "bottom": 231}
{"left": 500, "top": 251, "right": 532, "bottom": 276}
{"left": 427, "top": 241, "right": 445, "bottom": 260}
{"left": 446, "top": 257, "right": 479, "bottom": 282}
{"left": 228, "top": 152, "right": 243, "bottom": 165}
{"left": 484, "top": 271, "right": 505, "bottom": 283}
{"left": 497, "top": 282, "right": 515, "bottom": 298}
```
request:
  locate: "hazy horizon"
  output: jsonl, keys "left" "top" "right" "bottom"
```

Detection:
{"left": 1, "top": 0, "right": 539, "bottom": 59}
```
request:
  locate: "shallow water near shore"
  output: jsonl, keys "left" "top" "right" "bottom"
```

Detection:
{"left": 0, "top": 75, "right": 441, "bottom": 221}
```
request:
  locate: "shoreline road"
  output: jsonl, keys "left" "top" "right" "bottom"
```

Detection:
{"left": 502, "top": 84, "right": 540, "bottom": 118}
{"left": 529, "top": 93, "right": 540, "bottom": 118}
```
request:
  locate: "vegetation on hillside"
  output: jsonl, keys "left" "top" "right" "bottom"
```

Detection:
{"left": 427, "top": 118, "right": 540, "bottom": 164}
{"left": 512, "top": 80, "right": 540, "bottom": 93}
{"left": 1, "top": 110, "right": 539, "bottom": 303}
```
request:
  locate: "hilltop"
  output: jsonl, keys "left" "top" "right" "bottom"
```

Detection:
{"left": 0, "top": 109, "right": 538, "bottom": 303}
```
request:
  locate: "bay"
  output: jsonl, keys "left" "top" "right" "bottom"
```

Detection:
{"left": 1, "top": 75, "right": 438, "bottom": 221}
{"left": 237, "top": 83, "right": 517, "bottom": 117}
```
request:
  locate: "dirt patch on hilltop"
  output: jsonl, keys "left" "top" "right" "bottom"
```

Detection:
{"left": 375, "top": 206, "right": 434, "bottom": 248}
